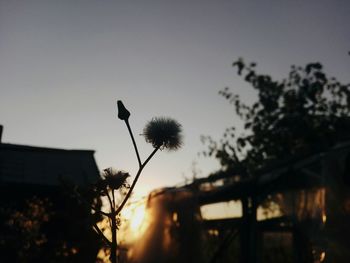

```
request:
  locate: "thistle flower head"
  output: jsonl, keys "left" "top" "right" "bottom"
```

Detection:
{"left": 143, "top": 117, "right": 183, "bottom": 151}
{"left": 102, "top": 168, "right": 130, "bottom": 190}
{"left": 117, "top": 100, "right": 130, "bottom": 121}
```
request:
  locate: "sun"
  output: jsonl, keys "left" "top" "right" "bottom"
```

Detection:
{"left": 129, "top": 205, "right": 146, "bottom": 232}
{"left": 120, "top": 200, "right": 149, "bottom": 242}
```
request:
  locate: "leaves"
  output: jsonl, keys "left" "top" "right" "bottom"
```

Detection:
{"left": 203, "top": 59, "right": 350, "bottom": 177}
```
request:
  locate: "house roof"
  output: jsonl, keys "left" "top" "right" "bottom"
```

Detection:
{"left": 0, "top": 143, "right": 100, "bottom": 187}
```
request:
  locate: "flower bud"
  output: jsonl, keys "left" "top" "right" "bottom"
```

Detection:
{"left": 117, "top": 100, "right": 130, "bottom": 121}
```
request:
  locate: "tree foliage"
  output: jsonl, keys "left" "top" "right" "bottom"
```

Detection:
{"left": 0, "top": 192, "right": 99, "bottom": 263}
{"left": 203, "top": 59, "right": 350, "bottom": 177}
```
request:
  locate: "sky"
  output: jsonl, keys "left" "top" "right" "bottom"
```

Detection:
{"left": 1, "top": 0, "right": 349, "bottom": 197}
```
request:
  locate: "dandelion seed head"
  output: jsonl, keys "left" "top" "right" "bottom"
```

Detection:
{"left": 143, "top": 117, "right": 183, "bottom": 151}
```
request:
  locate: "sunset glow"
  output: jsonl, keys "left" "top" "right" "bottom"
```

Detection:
{"left": 120, "top": 200, "right": 149, "bottom": 242}
{"left": 1, "top": 1, "right": 349, "bottom": 262}
{"left": 129, "top": 205, "right": 147, "bottom": 232}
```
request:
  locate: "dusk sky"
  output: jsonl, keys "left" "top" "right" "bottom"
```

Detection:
{"left": 1, "top": 0, "right": 349, "bottom": 197}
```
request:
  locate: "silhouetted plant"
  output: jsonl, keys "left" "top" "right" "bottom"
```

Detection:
{"left": 82, "top": 101, "right": 183, "bottom": 263}
{"left": 0, "top": 197, "right": 52, "bottom": 262}
{"left": 143, "top": 117, "right": 183, "bottom": 150}
{"left": 202, "top": 59, "right": 350, "bottom": 177}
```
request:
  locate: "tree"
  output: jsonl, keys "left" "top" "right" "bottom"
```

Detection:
{"left": 203, "top": 58, "right": 350, "bottom": 177}
{"left": 0, "top": 192, "right": 99, "bottom": 263}
{"left": 0, "top": 197, "right": 52, "bottom": 262}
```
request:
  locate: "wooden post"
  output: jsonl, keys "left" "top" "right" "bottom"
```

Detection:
{"left": 240, "top": 196, "right": 258, "bottom": 263}
{"left": 249, "top": 195, "right": 258, "bottom": 263}
{"left": 292, "top": 226, "right": 301, "bottom": 263}
{"left": 240, "top": 197, "right": 249, "bottom": 263}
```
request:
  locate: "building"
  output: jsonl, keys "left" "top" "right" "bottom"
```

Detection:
{"left": 132, "top": 140, "right": 350, "bottom": 263}
{"left": 193, "top": 140, "right": 350, "bottom": 263}
{"left": 0, "top": 125, "right": 101, "bottom": 262}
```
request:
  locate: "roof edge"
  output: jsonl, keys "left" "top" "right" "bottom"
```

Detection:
{"left": 0, "top": 143, "right": 95, "bottom": 153}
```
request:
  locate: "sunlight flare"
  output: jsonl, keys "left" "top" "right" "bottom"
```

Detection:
{"left": 120, "top": 200, "right": 149, "bottom": 243}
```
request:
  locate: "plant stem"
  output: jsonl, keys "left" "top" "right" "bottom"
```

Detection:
{"left": 125, "top": 119, "right": 142, "bottom": 168}
{"left": 112, "top": 189, "right": 116, "bottom": 209}
{"left": 104, "top": 189, "right": 114, "bottom": 212}
{"left": 107, "top": 117, "right": 160, "bottom": 263}
{"left": 110, "top": 210, "right": 118, "bottom": 263}
{"left": 91, "top": 206, "right": 110, "bottom": 217}
{"left": 116, "top": 147, "right": 159, "bottom": 215}
{"left": 92, "top": 222, "right": 111, "bottom": 246}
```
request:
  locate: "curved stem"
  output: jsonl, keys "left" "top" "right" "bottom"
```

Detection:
{"left": 125, "top": 120, "right": 142, "bottom": 168}
{"left": 92, "top": 222, "right": 111, "bottom": 246}
{"left": 104, "top": 189, "right": 114, "bottom": 213}
{"left": 116, "top": 147, "right": 159, "bottom": 215}
{"left": 143, "top": 146, "right": 161, "bottom": 169}
{"left": 112, "top": 189, "right": 116, "bottom": 209}
{"left": 110, "top": 211, "right": 118, "bottom": 263}
{"left": 91, "top": 206, "right": 110, "bottom": 217}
